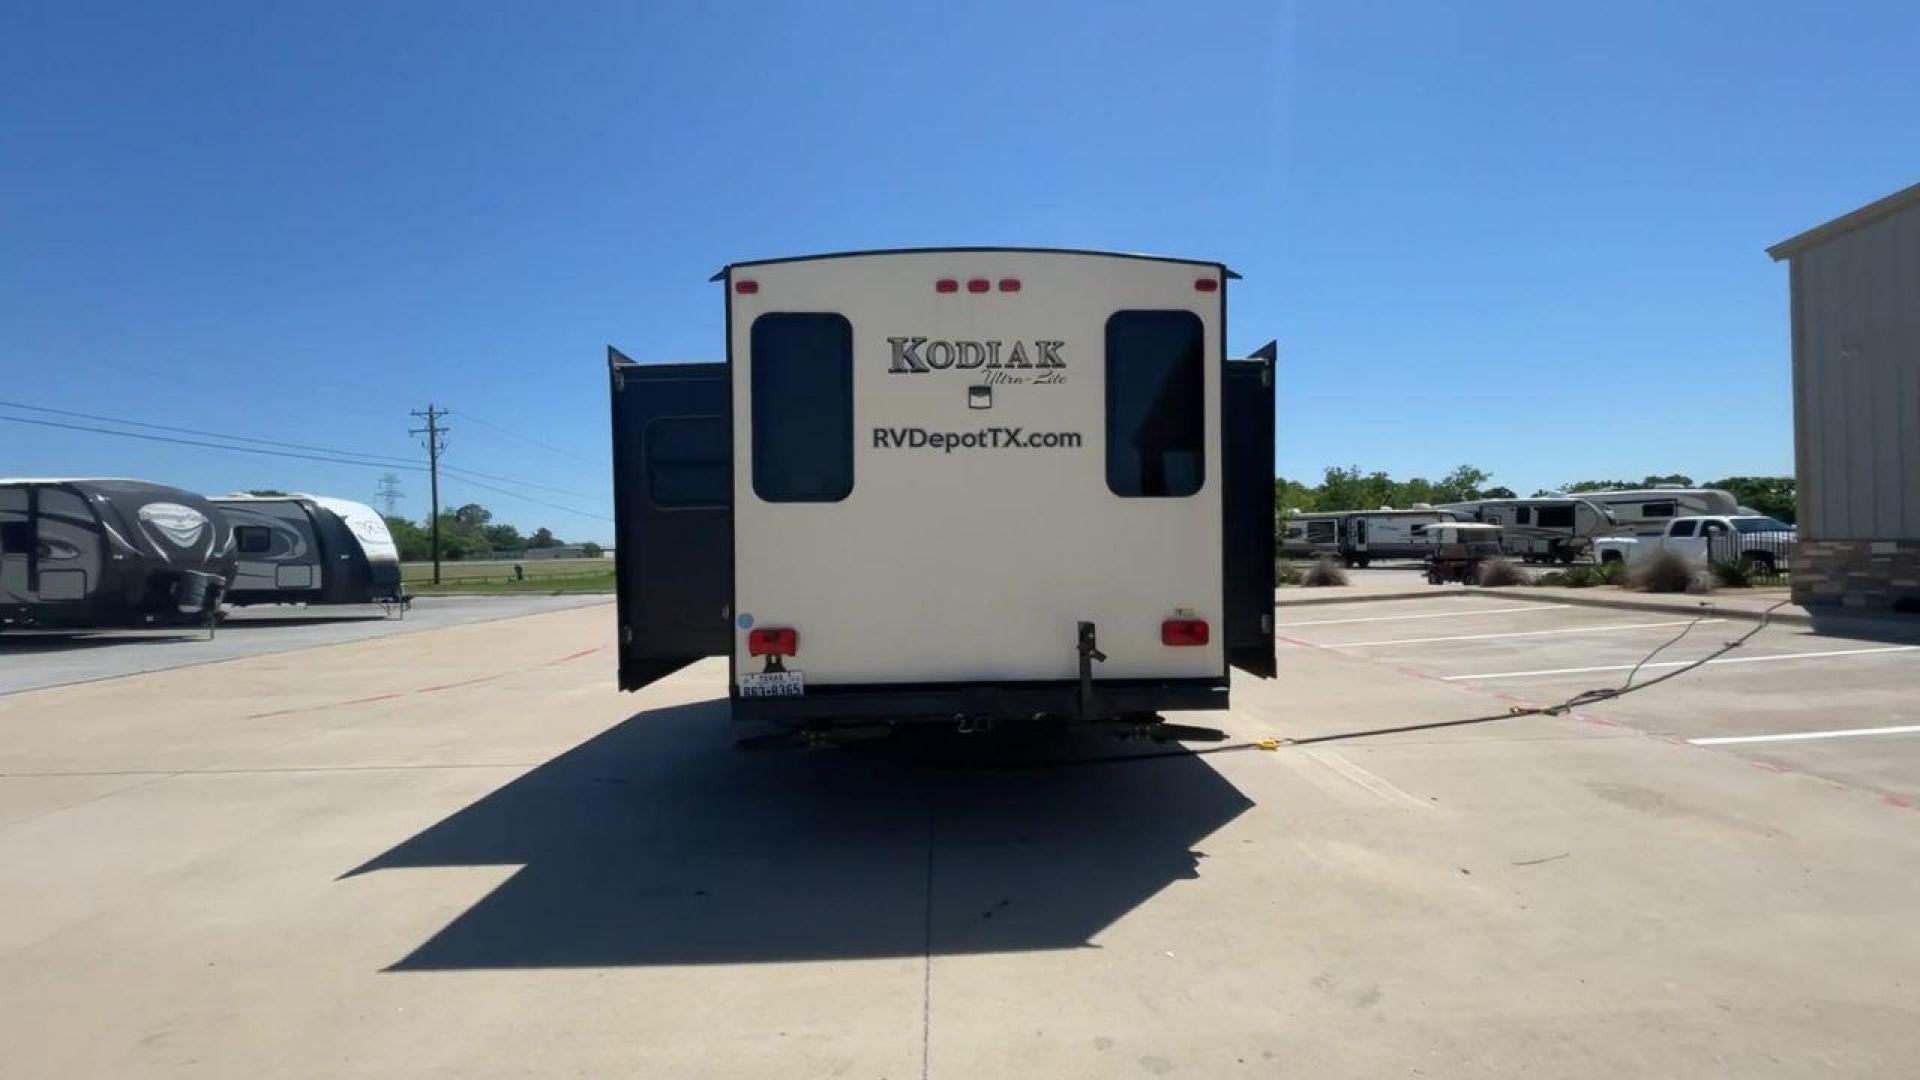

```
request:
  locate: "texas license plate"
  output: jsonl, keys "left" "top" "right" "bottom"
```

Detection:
{"left": 739, "top": 670, "right": 805, "bottom": 698}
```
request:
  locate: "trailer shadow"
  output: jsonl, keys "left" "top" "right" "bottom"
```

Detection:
{"left": 346, "top": 699, "right": 1255, "bottom": 970}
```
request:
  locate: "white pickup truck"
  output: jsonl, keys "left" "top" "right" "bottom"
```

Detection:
{"left": 1592, "top": 515, "right": 1796, "bottom": 574}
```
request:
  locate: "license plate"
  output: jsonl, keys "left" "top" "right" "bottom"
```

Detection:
{"left": 739, "top": 670, "right": 805, "bottom": 698}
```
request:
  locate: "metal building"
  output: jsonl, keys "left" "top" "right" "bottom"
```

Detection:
{"left": 1768, "top": 181, "right": 1920, "bottom": 612}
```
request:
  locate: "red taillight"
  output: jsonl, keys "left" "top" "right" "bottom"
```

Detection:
{"left": 735, "top": 280, "right": 759, "bottom": 294}
{"left": 966, "top": 278, "right": 990, "bottom": 293}
{"left": 748, "top": 627, "right": 797, "bottom": 656}
{"left": 936, "top": 278, "right": 959, "bottom": 293}
{"left": 1161, "top": 619, "right": 1209, "bottom": 646}
{"left": 1194, "top": 277, "right": 1218, "bottom": 293}
{"left": 997, "top": 278, "right": 1021, "bottom": 292}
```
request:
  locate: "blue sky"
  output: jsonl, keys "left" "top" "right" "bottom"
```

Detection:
{"left": 4, "top": 1, "right": 1915, "bottom": 541}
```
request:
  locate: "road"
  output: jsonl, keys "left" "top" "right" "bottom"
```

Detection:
{"left": 2, "top": 596, "right": 1918, "bottom": 1076}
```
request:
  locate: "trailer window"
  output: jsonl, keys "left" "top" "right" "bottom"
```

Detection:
{"left": 751, "top": 313, "right": 854, "bottom": 502}
{"left": 234, "top": 526, "right": 272, "bottom": 555}
{"left": 0, "top": 521, "right": 30, "bottom": 554}
{"left": 1535, "top": 506, "right": 1575, "bottom": 529}
{"left": 1514, "top": 507, "right": 1532, "bottom": 525}
{"left": 647, "top": 416, "right": 729, "bottom": 509}
{"left": 1642, "top": 501, "right": 1676, "bottom": 518}
{"left": 1106, "top": 310, "right": 1204, "bottom": 497}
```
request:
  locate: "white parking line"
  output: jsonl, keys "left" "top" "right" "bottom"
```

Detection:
{"left": 1275, "top": 604, "right": 1566, "bottom": 628}
{"left": 1319, "top": 618, "right": 1725, "bottom": 649}
{"left": 1690, "top": 724, "right": 1920, "bottom": 746}
{"left": 1445, "top": 644, "right": 1920, "bottom": 682}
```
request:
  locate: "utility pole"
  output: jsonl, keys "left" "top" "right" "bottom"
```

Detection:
{"left": 408, "top": 405, "right": 449, "bottom": 585}
{"left": 374, "top": 473, "right": 404, "bottom": 518}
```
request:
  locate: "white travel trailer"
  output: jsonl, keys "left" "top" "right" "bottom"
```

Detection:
{"left": 0, "top": 478, "right": 235, "bottom": 632}
{"left": 1340, "top": 508, "right": 1457, "bottom": 566}
{"left": 609, "top": 248, "right": 1277, "bottom": 732}
{"left": 211, "top": 494, "right": 405, "bottom": 610}
{"left": 1545, "top": 488, "right": 1741, "bottom": 537}
{"left": 1437, "top": 496, "right": 1619, "bottom": 562}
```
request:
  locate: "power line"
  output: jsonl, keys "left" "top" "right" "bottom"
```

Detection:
{"left": 437, "top": 463, "right": 602, "bottom": 501}
{"left": 0, "top": 412, "right": 433, "bottom": 472}
{"left": 4, "top": 404, "right": 611, "bottom": 526}
{"left": 440, "top": 472, "right": 613, "bottom": 523}
{"left": 0, "top": 397, "right": 601, "bottom": 500}
{"left": 452, "top": 409, "right": 600, "bottom": 466}
{"left": 0, "top": 398, "right": 420, "bottom": 467}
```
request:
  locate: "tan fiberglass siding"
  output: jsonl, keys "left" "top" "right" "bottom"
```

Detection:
{"left": 1790, "top": 198, "right": 1920, "bottom": 541}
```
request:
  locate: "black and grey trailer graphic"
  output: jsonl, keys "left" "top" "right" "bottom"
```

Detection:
{"left": 0, "top": 478, "right": 236, "bottom": 633}
{"left": 211, "top": 494, "right": 406, "bottom": 609}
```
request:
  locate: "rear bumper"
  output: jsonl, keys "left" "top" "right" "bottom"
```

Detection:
{"left": 732, "top": 677, "right": 1230, "bottom": 726}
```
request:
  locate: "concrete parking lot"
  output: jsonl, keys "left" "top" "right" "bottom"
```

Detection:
{"left": 0, "top": 594, "right": 611, "bottom": 695}
{"left": 3, "top": 596, "right": 1919, "bottom": 1077}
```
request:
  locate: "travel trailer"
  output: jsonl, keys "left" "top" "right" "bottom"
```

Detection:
{"left": 1279, "top": 511, "right": 1347, "bottom": 559}
{"left": 609, "top": 248, "right": 1276, "bottom": 732}
{"left": 211, "top": 494, "right": 406, "bottom": 610}
{"left": 1340, "top": 508, "right": 1457, "bottom": 566}
{"left": 1280, "top": 508, "right": 1458, "bottom": 566}
{"left": 1542, "top": 487, "right": 1740, "bottom": 537}
{"left": 1437, "top": 496, "right": 1619, "bottom": 562}
{"left": 0, "top": 478, "right": 235, "bottom": 632}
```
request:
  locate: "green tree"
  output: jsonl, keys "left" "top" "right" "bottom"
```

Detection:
{"left": 246, "top": 489, "right": 288, "bottom": 497}
{"left": 482, "top": 523, "right": 524, "bottom": 550}
{"left": 580, "top": 541, "right": 605, "bottom": 558}
{"left": 1432, "top": 465, "right": 1491, "bottom": 503}
{"left": 384, "top": 516, "right": 431, "bottom": 562}
{"left": 453, "top": 503, "right": 492, "bottom": 529}
{"left": 1483, "top": 486, "right": 1517, "bottom": 499}
{"left": 1709, "top": 476, "right": 1797, "bottom": 523}
{"left": 527, "top": 527, "right": 560, "bottom": 549}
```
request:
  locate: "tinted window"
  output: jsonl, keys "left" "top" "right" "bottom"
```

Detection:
{"left": 234, "top": 525, "right": 272, "bottom": 554}
{"left": 1514, "top": 507, "right": 1532, "bottom": 525}
{"left": 0, "top": 521, "right": 30, "bottom": 554}
{"left": 1536, "top": 506, "right": 1574, "bottom": 529}
{"left": 1734, "top": 517, "right": 1791, "bottom": 533}
{"left": 1669, "top": 520, "right": 1697, "bottom": 537}
{"left": 1106, "top": 311, "right": 1204, "bottom": 497}
{"left": 1643, "top": 501, "right": 1676, "bottom": 518}
{"left": 751, "top": 314, "right": 854, "bottom": 502}
{"left": 647, "top": 416, "right": 729, "bottom": 509}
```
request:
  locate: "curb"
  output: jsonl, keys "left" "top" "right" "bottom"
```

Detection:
{"left": 1275, "top": 589, "right": 1450, "bottom": 608}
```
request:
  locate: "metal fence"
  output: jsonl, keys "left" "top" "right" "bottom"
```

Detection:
{"left": 1701, "top": 529, "right": 1795, "bottom": 587}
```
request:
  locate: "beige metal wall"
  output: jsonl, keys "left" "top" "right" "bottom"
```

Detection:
{"left": 1789, "top": 199, "right": 1920, "bottom": 541}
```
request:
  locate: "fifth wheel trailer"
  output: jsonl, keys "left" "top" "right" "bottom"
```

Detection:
{"left": 0, "top": 478, "right": 235, "bottom": 632}
{"left": 609, "top": 248, "right": 1276, "bottom": 730}
{"left": 211, "top": 494, "right": 406, "bottom": 609}
{"left": 1437, "top": 496, "right": 1620, "bottom": 562}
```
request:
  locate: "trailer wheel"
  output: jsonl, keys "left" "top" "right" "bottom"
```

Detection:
{"left": 1600, "top": 551, "right": 1624, "bottom": 565}
{"left": 1556, "top": 548, "right": 1576, "bottom": 565}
